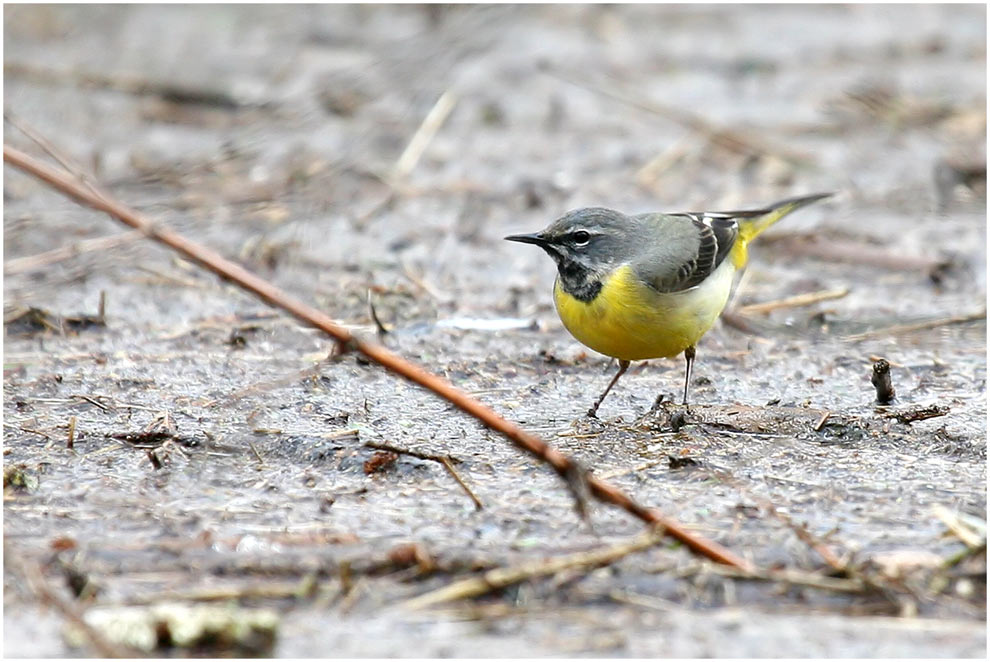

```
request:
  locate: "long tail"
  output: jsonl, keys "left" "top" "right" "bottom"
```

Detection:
{"left": 729, "top": 192, "right": 832, "bottom": 267}
{"left": 737, "top": 192, "right": 833, "bottom": 243}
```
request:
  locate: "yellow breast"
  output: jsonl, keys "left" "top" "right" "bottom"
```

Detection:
{"left": 552, "top": 262, "right": 735, "bottom": 361}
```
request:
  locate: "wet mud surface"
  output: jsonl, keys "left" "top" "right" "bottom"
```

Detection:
{"left": 3, "top": 5, "right": 986, "bottom": 657}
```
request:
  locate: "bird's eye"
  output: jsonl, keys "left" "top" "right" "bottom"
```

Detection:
{"left": 571, "top": 230, "right": 591, "bottom": 246}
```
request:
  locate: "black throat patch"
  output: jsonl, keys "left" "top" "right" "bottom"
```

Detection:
{"left": 556, "top": 259, "right": 603, "bottom": 303}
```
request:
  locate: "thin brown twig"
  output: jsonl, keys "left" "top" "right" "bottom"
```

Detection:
{"left": 364, "top": 440, "right": 462, "bottom": 464}
{"left": 844, "top": 310, "right": 986, "bottom": 342}
{"left": 3, "top": 421, "right": 53, "bottom": 439}
{"left": 738, "top": 288, "right": 850, "bottom": 315}
{"left": 72, "top": 394, "right": 112, "bottom": 412}
{"left": 4, "top": 110, "right": 103, "bottom": 197}
{"left": 4, "top": 230, "right": 144, "bottom": 276}
{"left": 367, "top": 289, "right": 391, "bottom": 337}
{"left": 248, "top": 441, "right": 266, "bottom": 465}
{"left": 440, "top": 456, "right": 483, "bottom": 510}
{"left": 363, "top": 440, "right": 482, "bottom": 509}
{"left": 3, "top": 142, "right": 751, "bottom": 571}
{"left": 401, "top": 526, "right": 667, "bottom": 609}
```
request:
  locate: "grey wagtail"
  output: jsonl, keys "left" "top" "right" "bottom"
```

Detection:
{"left": 506, "top": 192, "right": 832, "bottom": 417}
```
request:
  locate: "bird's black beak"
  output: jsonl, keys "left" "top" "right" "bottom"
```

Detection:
{"left": 504, "top": 232, "right": 549, "bottom": 247}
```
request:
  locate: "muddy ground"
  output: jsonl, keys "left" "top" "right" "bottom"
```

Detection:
{"left": 3, "top": 4, "right": 987, "bottom": 658}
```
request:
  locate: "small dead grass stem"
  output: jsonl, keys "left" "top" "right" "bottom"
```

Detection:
{"left": 401, "top": 527, "right": 667, "bottom": 609}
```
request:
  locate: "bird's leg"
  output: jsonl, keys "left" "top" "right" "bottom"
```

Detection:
{"left": 587, "top": 359, "right": 629, "bottom": 418}
{"left": 682, "top": 345, "right": 696, "bottom": 406}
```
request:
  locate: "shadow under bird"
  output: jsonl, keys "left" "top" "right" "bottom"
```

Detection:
{"left": 506, "top": 192, "right": 833, "bottom": 417}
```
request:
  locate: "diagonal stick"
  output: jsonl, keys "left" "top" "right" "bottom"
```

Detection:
{"left": 4, "top": 143, "right": 751, "bottom": 571}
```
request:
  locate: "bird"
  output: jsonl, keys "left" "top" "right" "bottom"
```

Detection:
{"left": 505, "top": 192, "right": 832, "bottom": 417}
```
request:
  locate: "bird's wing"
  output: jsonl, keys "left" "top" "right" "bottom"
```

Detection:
{"left": 633, "top": 213, "right": 739, "bottom": 293}
{"left": 679, "top": 212, "right": 740, "bottom": 279}
{"left": 638, "top": 193, "right": 830, "bottom": 292}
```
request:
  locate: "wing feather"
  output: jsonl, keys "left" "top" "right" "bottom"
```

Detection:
{"left": 644, "top": 214, "right": 738, "bottom": 293}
